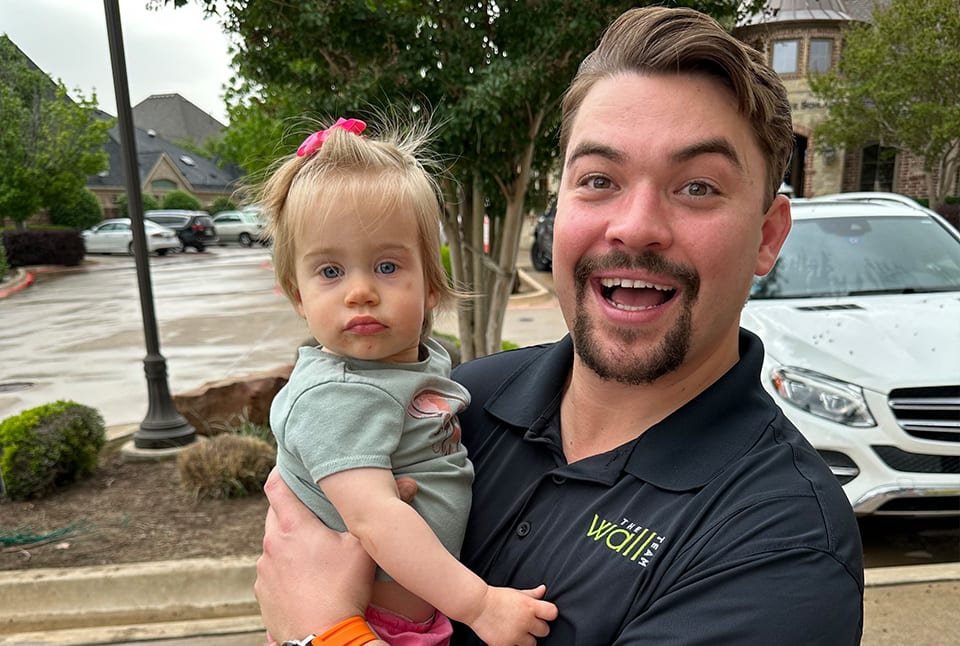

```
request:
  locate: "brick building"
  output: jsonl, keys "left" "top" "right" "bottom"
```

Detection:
{"left": 735, "top": 0, "right": 957, "bottom": 202}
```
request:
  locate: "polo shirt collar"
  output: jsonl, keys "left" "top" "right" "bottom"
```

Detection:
{"left": 482, "top": 330, "right": 776, "bottom": 492}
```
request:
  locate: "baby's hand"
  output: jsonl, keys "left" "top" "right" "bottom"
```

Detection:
{"left": 469, "top": 584, "right": 557, "bottom": 646}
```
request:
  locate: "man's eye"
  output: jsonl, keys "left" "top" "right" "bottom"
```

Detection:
{"left": 320, "top": 266, "right": 342, "bottom": 279}
{"left": 686, "top": 182, "right": 713, "bottom": 197}
{"left": 584, "top": 175, "right": 612, "bottom": 190}
{"left": 377, "top": 261, "right": 397, "bottom": 275}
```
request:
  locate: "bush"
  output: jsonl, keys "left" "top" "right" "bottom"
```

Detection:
{"left": 162, "top": 190, "right": 202, "bottom": 211}
{"left": 936, "top": 203, "right": 960, "bottom": 231}
{"left": 1, "top": 229, "right": 85, "bottom": 267}
{"left": 0, "top": 401, "right": 106, "bottom": 501}
{"left": 48, "top": 189, "right": 104, "bottom": 230}
{"left": 116, "top": 193, "right": 160, "bottom": 218}
{"left": 210, "top": 195, "right": 238, "bottom": 215}
{"left": 176, "top": 433, "right": 276, "bottom": 500}
{"left": 0, "top": 239, "right": 8, "bottom": 282}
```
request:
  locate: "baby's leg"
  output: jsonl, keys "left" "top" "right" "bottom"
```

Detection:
{"left": 371, "top": 580, "right": 435, "bottom": 622}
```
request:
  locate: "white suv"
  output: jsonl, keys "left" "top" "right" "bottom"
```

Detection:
{"left": 743, "top": 196, "right": 960, "bottom": 516}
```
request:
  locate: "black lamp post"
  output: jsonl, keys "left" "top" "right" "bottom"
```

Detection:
{"left": 103, "top": 0, "right": 195, "bottom": 449}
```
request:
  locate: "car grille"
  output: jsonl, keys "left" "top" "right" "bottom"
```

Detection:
{"left": 887, "top": 385, "right": 960, "bottom": 443}
{"left": 872, "top": 446, "right": 960, "bottom": 474}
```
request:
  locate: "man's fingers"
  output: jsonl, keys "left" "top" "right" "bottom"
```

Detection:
{"left": 395, "top": 476, "right": 418, "bottom": 503}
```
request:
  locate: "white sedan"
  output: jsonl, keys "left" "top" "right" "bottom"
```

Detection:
{"left": 744, "top": 195, "right": 960, "bottom": 516}
{"left": 81, "top": 219, "right": 180, "bottom": 256}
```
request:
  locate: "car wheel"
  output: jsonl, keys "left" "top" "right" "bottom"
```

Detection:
{"left": 530, "top": 241, "right": 551, "bottom": 271}
{"left": 239, "top": 232, "right": 253, "bottom": 247}
{"left": 157, "top": 248, "right": 169, "bottom": 256}
{"left": 194, "top": 243, "right": 205, "bottom": 252}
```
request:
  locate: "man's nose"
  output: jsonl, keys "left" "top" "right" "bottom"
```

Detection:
{"left": 605, "top": 185, "right": 675, "bottom": 251}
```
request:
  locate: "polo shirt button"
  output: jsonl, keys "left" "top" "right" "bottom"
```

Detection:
{"left": 551, "top": 475, "right": 566, "bottom": 485}
{"left": 516, "top": 521, "right": 532, "bottom": 538}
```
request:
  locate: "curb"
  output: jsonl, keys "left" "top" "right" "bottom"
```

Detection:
{"left": 0, "top": 556, "right": 957, "bottom": 643}
{"left": 0, "top": 269, "right": 33, "bottom": 299}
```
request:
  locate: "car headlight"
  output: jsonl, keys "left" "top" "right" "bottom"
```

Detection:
{"left": 771, "top": 367, "right": 876, "bottom": 427}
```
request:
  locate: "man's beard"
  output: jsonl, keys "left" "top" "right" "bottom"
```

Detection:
{"left": 572, "top": 250, "right": 699, "bottom": 385}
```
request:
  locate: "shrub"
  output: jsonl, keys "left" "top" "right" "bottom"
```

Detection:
{"left": 210, "top": 195, "right": 238, "bottom": 215}
{"left": 177, "top": 434, "right": 276, "bottom": 500}
{"left": 0, "top": 401, "right": 106, "bottom": 501}
{"left": 1, "top": 229, "right": 85, "bottom": 267}
{"left": 48, "top": 189, "right": 104, "bottom": 230}
{"left": 0, "top": 239, "right": 8, "bottom": 281}
{"left": 162, "top": 190, "right": 202, "bottom": 211}
{"left": 936, "top": 203, "right": 959, "bottom": 231}
{"left": 116, "top": 193, "right": 160, "bottom": 218}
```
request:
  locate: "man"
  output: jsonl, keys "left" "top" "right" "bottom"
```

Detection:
{"left": 255, "top": 6, "right": 864, "bottom": 645}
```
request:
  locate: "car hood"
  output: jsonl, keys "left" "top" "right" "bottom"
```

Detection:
{"left": 741, "top": 292, "right": 960, "bottom": 393}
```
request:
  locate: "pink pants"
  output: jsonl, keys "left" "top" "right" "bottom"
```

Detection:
{"left": 366, "top": 606, "right": 453, "bottom": 646}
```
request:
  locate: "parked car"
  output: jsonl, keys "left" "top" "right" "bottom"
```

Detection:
{"left": 743, "top": 197, "right": 960, "bottom": 516}
{"left": 212, "top": 210, "right": 267, "bottom": 247}
{"left": 144, "top": 210, "right": 218, "bottom": 251}
{"left": 81, "top": 219, "right": 180, "bottom": 256}
{"left": 530, "top": 202, "right": 555, "bottom": 271}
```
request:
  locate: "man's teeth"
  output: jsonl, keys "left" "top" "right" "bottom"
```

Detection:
{"left": 599, "top": 277, "right": 672, "bottom": 291}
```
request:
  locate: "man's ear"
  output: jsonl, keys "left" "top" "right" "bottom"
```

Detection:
{"left": 755, "top": 194, "right": 792, "bottom": 276}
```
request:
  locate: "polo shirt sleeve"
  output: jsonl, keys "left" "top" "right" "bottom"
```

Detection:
{"left": 282, "top": 381, "right": 404, "bottom": 483}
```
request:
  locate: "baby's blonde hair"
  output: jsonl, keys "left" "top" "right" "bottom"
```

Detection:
{"left": 257, "top": 119, "right": 452, "bottom": 337}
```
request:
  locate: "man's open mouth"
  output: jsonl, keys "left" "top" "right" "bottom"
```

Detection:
{"left": 599, "top": 277, "right": 677, "bottom": 311}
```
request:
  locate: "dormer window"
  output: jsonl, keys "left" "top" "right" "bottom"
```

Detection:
{"left": 180, "top": 155, "right": 196, "bottom": 167}
{"left": 772, "top": 39, "right": 799, "bottom": 74}
{"left": 808, "top": 38, "right": 834, "bottom": 73}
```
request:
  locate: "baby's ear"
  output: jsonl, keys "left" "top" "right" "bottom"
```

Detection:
{"left": 293, "top": 288, "right": 306, "bottom": 318}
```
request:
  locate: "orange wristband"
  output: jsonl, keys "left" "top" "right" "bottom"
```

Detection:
{"left": 314, "top": 615, "right": 378, "bottom": 645}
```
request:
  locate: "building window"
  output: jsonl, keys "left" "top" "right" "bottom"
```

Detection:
{"left": 808, "top": 39, "right": 833, "bottom": 73}
{"left": 859, "top": 144, "right": 897, "bottom": 192}
{"left": 772, "top": 39, "right": 799, "bottom": 74}
{"left": 152, "top": 179, "right": 177, "bottom": 191}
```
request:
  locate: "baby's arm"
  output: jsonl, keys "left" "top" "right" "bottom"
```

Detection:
{"left": 321, "top": 467, "right": 558, "bottom": 646}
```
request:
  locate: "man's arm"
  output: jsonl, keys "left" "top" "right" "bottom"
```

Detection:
{"left": 255, "top": 469, "right": 387, "bottom": 646}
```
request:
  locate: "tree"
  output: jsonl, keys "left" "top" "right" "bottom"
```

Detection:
{"left": 0, "top": 36, "right": 112, "bottom": 230}
{"left": 161, "top": 189, "right": 202, "bottom": 210}
{"left": 159, "top": 0, "right": 760, "bottom": 357}
{"left": 116, "top": 192, "right": 160, "bottom": 218}
{"left": 48, "top": 188, "right": 103, "bottom": 230}
{"left": 810, "top": 0, "right": 960, "bottom": 210}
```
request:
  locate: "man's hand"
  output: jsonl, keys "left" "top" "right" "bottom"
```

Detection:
{"left": 255, "top": 468, "right": 378, "bottom": 643}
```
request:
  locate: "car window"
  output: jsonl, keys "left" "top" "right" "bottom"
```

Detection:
{"left": 752, "top": 216, "right": 960, "bottom": 299}
{"left": 217, "top": 215, "right": 239, "bottom": 223}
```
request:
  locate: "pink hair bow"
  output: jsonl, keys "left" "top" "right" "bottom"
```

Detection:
{"left": 296, "top": 117, "right": 367, "bottom": 157}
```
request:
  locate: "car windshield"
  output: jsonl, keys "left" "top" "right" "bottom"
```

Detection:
{"left": 751, "top": 216, "right": 960, "bottom": 299}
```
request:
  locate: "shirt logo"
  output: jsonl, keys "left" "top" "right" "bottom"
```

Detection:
{"left": 408, "top": 389, "right": 467, "bottom": 456}
{"left": 585, "top": 514, "right": 667, "bottom": 568}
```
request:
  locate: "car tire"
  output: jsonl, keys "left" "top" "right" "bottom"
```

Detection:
{"left": 530, "top": 241, "right": 551, "bottom": 271}
{"left": 194, "top": 243, "right": 205, "bottom": 252}
{"left": 157, "top": 248, "right": 169, "bottom": 256}
{"left": 128, "top": 242, "right": 135, "bottom": 256}
{"left": 239, "top": 232, "right": 253, "bottom": 247}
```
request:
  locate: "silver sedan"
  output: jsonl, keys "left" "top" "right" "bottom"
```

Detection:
{"left": 81, "top": 219, "right": 180, "bottom": 256}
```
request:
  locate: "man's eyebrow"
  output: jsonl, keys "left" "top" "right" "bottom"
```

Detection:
{"left": 565, "top": 141, "right": 625, "bottom": 168}
{"left": 672, "top": 138, "right": 743, "bottom": 172}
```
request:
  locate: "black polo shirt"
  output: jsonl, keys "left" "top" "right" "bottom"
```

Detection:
{"left": 451, "top": 330, "right": 863, "bottom": 645}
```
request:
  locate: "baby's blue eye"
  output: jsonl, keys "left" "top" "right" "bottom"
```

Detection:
{"left": 377, "top": 261, "right": 397, "bottom": 275}
{"left": 320, "top": 266, "right": 342, "bottom": 279}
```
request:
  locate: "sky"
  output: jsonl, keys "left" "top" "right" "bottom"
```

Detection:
{"left": 0, "top": 0, "right": 234, "bottom": 124}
